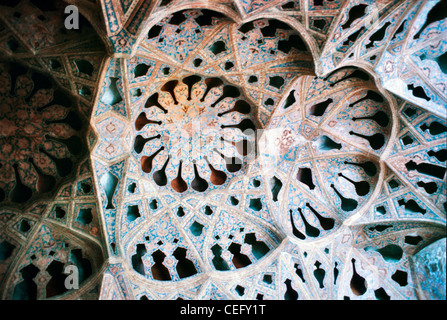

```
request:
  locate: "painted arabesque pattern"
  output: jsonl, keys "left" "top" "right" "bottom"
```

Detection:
{"left": 0, "top": 0, "right": 445, "bottom": 300}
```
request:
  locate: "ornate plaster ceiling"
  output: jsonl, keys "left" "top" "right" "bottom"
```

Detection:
{"left": 0, "top": 0, "right": 445, "bottom": 300}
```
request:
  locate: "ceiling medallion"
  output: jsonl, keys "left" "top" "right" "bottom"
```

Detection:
{"left": 134, "top": 74, "right": 258, "bottom": 193}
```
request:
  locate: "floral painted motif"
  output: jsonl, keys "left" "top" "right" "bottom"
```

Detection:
{"left": 0, "top": 0, "right": 445, "bottom": 301}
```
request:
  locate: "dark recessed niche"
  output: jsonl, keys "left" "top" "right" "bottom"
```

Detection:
{"left": 169, "top": 11, "right": 187, "bottom": 26}
{"left": 248, "top": 76, "right": 258, "bottom": 83}
{"left": 0, "top": 240, "right": 15, "bottom": 261}
{"left": 162, "top": 67, "right": 170, "bottom": 75}
{"left": 49, "top": 59, "right": 62, "bottom": 70}
{"left": 376, "top": 205, "right": 386, "bottom": 215}
{"left": 149, "top": 199, "right": 158, "bottom": 210}
{"left": 19, "top": 219, "right": 31, "bottom": 233}
{"left": 77, "top": 208, "right": 93, "bottom": 225}
{"left": 312, "top": 19, "right": 327, "bottom": 31}
{"left": 209, "top": 40, "right": 227, "bottom": 56}
{"left": 224, "top": 61, "right": 234, "bottom": 70}
{"left": 55, "top": 206, "right": 66, "bottom": 219}
{"left": 193, "top": 58, "right": 203, "bottom": 67}
{"left": 235, "top": 285, "right": 245, "bottom": 296}
{"left": 127, "top": 205, "right": 140, "bottom": 222}
{"left": 6, "top": 38, "right": 19, "bottom": 52}
{"left": 229, "top": 196, "right": 239, "bottom": 206}
{"left": 75, "top": 60, "right": 93, "bottom": 76}
{"left": 134, "top": 63, "right": 150, "bottom": 78}
{"left": 388, "top": 179, "right": 400, "bottom": 189}
{"left": 177, "top": 206, "right": 185, "bottom": 217}
{"left": 204, "top": 205, "right": 213, "bottom": 216}
{"left": 269, "top": 76, "right": 285, "bottom": 89}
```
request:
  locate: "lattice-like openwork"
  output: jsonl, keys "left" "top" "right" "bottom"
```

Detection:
{"left": 0, "top": 0, "right": 445, "bottom": 301}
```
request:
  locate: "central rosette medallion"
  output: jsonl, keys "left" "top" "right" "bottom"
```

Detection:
{"left": 133, "top": 74, "right": 258, "bottom": 193}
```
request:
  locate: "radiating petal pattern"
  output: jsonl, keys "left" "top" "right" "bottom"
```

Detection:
{"left": 1, "top": 0, "right": 445, "bottom": 301}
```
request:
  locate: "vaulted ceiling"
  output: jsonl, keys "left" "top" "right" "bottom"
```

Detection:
{"left": 0, "top": 0, "right": 445, "bottom": 300}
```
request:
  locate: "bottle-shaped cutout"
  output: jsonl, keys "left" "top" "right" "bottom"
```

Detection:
{"left": 319, "top": 135, "right": 342, "bottom": 150}
{"left": 204, "top": 156, "right": 227, "bottom": 185}
{"left": 342, "top": 27, "right": 366, "bottom": 46}
{"left": 297, "top": 208, "right": 320, "bottom": 238}
{"left": 100, "top": 172, "right": 118, "bottom": 210}
{"left": 218, "top": 100, "right": 251, "bottom": 117}
{"left": 330, "top": 184, "right": 358, "bottom": 211}
{"left": 348, "top": 131, "right": 385, "bottom": 150}
{"left": 294, "top": 264, "right": 306, "bottom": 283}
{"left": 416, "top": 181, "right": 438, "bottom": 194}
{"left": 150, "top": 250, "right": 172, "bottom": 281}
{"left": 413, "top": 0, "right": 447, "bottom": 39}
{"left": 13, "top": 263, "right": 39, "bottom": 300}
{"left": 191, "top": 161, "right": 208, "bottom": 192}
{"left": 141, "top": 146, "right": 164, "bottom": 173}
{"left": 221, "top": 118, "right": 256, "bottom": 133}
{"left": 305, "top": 203, "right": 335, "bottom": 231}
{"left": 45, "top": 111, "right": 83, "bottom": 131}
{"left": 213, "top": 148, "right": 242, "bottom": 173}
{"left": 211, "top": 244, "right": 230, "bottom": 271}
{"left": 420, "top": 121, "right": 447, "bottom": 136}
{"left": 160, "top": 80, "right": 179, "bottom": 105}
{"left": 348, "top": 90, "right": 384, "bottom": 108}
{"left": 171, "top": 161, "right": 188, "bottom": 193}
{"left": 173, "top": 247, "right": 198, "bottom": 279}
{"left": 350, "top": 258, "right": 367, "bottom": 296}
{"left": 39, "top": 148, "right": 73, "bottom": 177}
{"left": 243, "top": 233, "right": 269, "bottom": 260}
{"left": 182, "top": 75, "right": 202, "bottom": 101}
{"left": 338, "top": 173, "right": 370, "bottom": 196}
{"left": 352, "top": 110, "right": 389, "bottom": 127}
{"left": 153, "top": 156, "right": 170, "bottom": 186}
{"left": 228, "top": 242, "right": 251, "bottom": 269}
{"left": 133, "top": 134, "right": 161, "bottom": 154}
{"left": 289, "top": 209, "right": 305, "bottom": 240}
{"left": 397, "top": 198, "right": 426, "bottom": 214}
{"left": 201, "top": 77, "right": 223, "bottom": 102}
{"left": 313, "top": 261, "right": 325, "bottom": 288}
{"left": 101, "top": 77, "right": 123, "bottom": 106}
{"left": 341, "top": 4, "right": 368, "bottom": 30}
{"left": 220, "top": 137, "right": 252, "bottom": 156}
{"left": 135, "top": 112, "right": 162, "bottom": 131}
{"left": 210, "top": 85, "right": 240, "bottom": 108}
{"left": 45, "top": 135, "right": 82, "bottom": 155}
{"left": 45, "top": 260, "right": 69, "bottom": 298}
{"left": 28, "top": 158, "right": 56, "bottom": 193}
{"left": 327, "top": 69, "right": 370, "bottom": 86}
{"left": 405, "top": 160, "right": 446, "bottom": 180}
{"left": 270, "top": 176, "right": 282, "bottom": 202}
{"left": 333, "top": 262, "right": 340, "bottom": 285}
{"left": 284, "top": 279, "right": 298, "bottom": 300}
{"left": 144, "top": 92, "right": 168, "bottom": 113}
{"left": 296, "top": 167, "right": 315, "bottom": 190}
{"left": 427, "top": 149, "right": 447, "bottom": 162}
{"left": 10, "top": 163, "right": 33, "bottom": 203}
{"left": 343, "top": 160, "right": 377, "bottom": 177}
{"left": 375, "top": 244, "right": 403, "bottom": 262}
{"left": 365, "top": 22, "right": 392, "bottom": 49}
{"left": 131, "top": 244, "right": 147, "bottom": 276}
